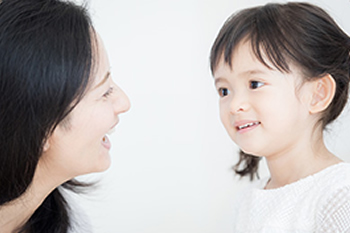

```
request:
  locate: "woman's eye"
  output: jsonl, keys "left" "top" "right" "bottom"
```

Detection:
{"left": 103, "top": 87, "right": 114, "bottom": 98}
{"left": 218, "top": 88, "right": 230, "bottom": 97}
{"left": 250, "top": 81, "right": 264, "bottom": 89}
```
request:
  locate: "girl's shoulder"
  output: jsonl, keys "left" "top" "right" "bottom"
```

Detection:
{"left": 315, "top": 162, "right": 350, "bottom": 192}
{"left": 314, "top": 163, "right": 350, "bottom": 232}
{"left": 241, "top": 162, "right": 350, "bottom": 198}
{"left": 315, "top": 162, "right": 350, "bottom": 199}
{"left": 232, "top": 163, "right": 350, "bottom": 232}
{"left": 232, "top": 162, "right": 350, "bottom": 207}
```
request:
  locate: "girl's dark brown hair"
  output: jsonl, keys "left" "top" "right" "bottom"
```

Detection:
{"left": 210, "top": 2, "right": 350, "bottom": 180}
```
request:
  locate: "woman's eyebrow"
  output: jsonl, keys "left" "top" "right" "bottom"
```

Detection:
{"left": 93, "top": 71, "right": 111, "bottom": 90}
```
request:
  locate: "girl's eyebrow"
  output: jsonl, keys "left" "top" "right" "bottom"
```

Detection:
{"left": 214, "top": 77, "right": 226, "bottom": 85}
{"left": 93, "top": 71, "right": 111, "bottom": 90}
{"left": 239, "top": 69, "right": 267, "bottom": 77}
{"left": 215, "top": 69, "right": 267, "bottom": 82}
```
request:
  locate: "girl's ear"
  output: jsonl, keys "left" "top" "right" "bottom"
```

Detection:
{"left": 309, "top": 74, "right": 336, "bottom": 114}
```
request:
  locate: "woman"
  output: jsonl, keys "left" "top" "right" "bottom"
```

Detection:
{"left": 0, "top": 0, "right": 130, "bottom": 232}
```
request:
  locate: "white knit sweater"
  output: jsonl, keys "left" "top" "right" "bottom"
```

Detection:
{"left": 232, "top": 163, "right": 350, "bottom": 233}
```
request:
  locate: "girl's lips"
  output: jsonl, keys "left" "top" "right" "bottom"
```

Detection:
{"left": 235, "top": 121, "right": 261, "bottom": 134}
{"left": 102, "top": 135, "right": 111, "bottom": 150}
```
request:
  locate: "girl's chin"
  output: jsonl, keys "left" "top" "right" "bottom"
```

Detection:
{"left": 240, "top": 148, "right": 262, "bottom": 157}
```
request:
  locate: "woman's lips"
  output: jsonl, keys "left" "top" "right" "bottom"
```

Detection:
{"left": 101, "top": 118, "right": 120, "bottom": 150}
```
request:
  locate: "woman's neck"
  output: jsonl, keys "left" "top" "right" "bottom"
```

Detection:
{"left": 0, "top": 161, "right": 70, "bottom": 232}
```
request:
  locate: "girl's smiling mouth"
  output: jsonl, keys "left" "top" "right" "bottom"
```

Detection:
{"left": 235, "top": 121, "right": 261, "bottom": 133}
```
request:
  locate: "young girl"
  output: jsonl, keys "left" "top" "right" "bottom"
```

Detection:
{"left": 210, "top": 2, "right": 350, "bottom": 232}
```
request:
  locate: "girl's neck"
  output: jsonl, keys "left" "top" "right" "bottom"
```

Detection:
{"left": 264, "top": 136, "right": 342, "bottom": 190}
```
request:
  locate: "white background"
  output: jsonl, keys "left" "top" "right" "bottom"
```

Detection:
{"left": 72, "top": 0, "right": 350, "bottom": 232}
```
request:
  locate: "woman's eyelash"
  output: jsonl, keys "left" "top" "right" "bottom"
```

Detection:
{"left": 103, "top": 87, "right": 114, "bottom": 98}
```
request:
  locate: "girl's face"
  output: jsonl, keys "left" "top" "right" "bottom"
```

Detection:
{"left": 214, "top": 40, "right": 315, "bottom": 157}
{"left": 41, "top": 34, "right": 130, "bottom": 178}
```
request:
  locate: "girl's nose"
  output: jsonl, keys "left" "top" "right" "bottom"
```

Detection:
{"left": 229, "top": 91, "right": 250, "bottom": 114}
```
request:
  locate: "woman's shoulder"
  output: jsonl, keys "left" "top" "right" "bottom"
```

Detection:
{"left": 60, "top": 188, "right": 93, "bottom": 233}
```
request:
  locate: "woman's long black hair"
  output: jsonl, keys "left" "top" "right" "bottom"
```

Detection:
{"left": 0, "top": 0, "right": 95, "bottom": 232}
{"left": 210, "top": 2, "right": 350, "bottom": 180}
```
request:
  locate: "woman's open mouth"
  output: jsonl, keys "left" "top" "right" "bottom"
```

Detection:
{"left": 102, "top": 135, "right": 111, "bottom": 150}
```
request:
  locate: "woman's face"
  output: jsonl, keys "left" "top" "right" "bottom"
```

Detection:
{"left": 41, "top": 34, "right": 130, "bottom": 179}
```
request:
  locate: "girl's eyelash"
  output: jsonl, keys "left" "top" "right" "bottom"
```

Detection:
{"left": 218, "top": 87, "right": 230, "bottom": 97}
{"left": 103, "top": 87, "right": 114, "bottom": 98}
{"left": 250, "top": 80, "right": 265, "bottom": 89}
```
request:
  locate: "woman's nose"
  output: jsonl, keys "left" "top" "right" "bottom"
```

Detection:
{"left": 113, "top": 86, "right": 131, "bottom": 115}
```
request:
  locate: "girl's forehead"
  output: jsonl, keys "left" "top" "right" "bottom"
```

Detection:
{"left": 230, "top": 40, "right": 304, "bottom": 78}
{"left": 214, "top": 41, "right": 271, "bottom": 77}
{"left": 214, "top": 45, "right": 306, "bottom": 88}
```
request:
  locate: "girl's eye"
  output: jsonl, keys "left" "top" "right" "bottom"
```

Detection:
{"left": 103, "top": 87, "right": 114, "bottom": 98}
{"left": 250, "top": 80, "right": 264, "bottom": 89}
{"left": 218, "top": 87, "right": 230, "bottom": 97}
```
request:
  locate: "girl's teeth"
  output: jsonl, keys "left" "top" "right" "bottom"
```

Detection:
{"left": 238, "top": 122, "right": 259, "bottom": 130}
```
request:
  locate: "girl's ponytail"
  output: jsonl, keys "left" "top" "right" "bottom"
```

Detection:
{"left": 234, "top": 150, "right": 261, "bottom": 180}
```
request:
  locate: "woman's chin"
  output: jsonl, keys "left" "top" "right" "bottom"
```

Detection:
{"left": 94, "top": 153, "right": 112, "bottom": 172}
{"left": 79, "top": 153, "right": 112, "bottom": 175}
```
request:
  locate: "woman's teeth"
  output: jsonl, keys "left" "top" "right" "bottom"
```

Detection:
{"left": 107, "top": 128, "right": 115, "bottom": 135}
{"left": 102, "top": 127, "right": 115, "bottom": 144}
{"left": 101, "top": 135, "right": 111, "bottom": 150}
